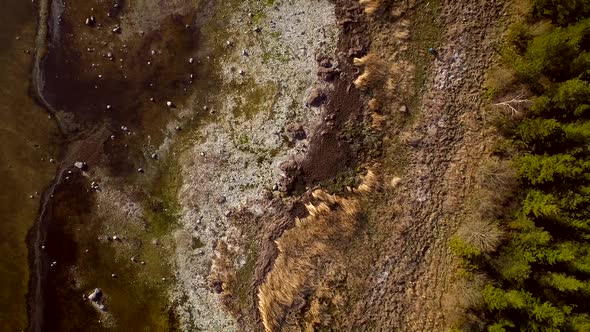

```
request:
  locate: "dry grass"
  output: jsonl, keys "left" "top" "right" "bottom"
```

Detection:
{"left": 356, "top": 169, "right": 379, "bottom": 194}
{"left": 511, "top": 0, "right": 533, "bottom": 17}
{"left": 485, "top": 66, "right": 517, "bottom": 98}
{"left": 368, "top": 97, "right": 381, "bottom": 111}
{"left": 258, "top": 170, "right": 379, "bottom": 331}
{"left": 353, "top": 54, "right": 390, "bottom": 90}
{"left": 358, "top": 0, "right": 380, "bottom": 15}
{"left": 456, "top": 157, "right": 515, "bottom": 253}
{"left": 448, "top": 273, "right": 489, "bottom": 309}
{"left": 476, "top": 157, "right": 517, "bottom": 192}
{"left": 257, "top": 191, "right": 360, "bottom": 331}
{"left": 444, "top": 273, "right": 490, "bottom": 328}
{"left": 456, "top": 219, "right": 504, "bottom": 254}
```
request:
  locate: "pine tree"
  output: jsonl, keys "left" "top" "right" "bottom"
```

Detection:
{"left": 518, "top": 154, "right": 588, "bottom": 185}
{"left": 522, "top": 190, "right": 560, "bottom": 218}
{"left": 540, "top": 272, "right": 587, "bottom": 293}
{"left": 533, "top": 0, "right": 590, "bottom": 25}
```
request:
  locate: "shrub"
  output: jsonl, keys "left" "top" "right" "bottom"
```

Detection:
{"left": 532, "top": 0, "right": 590, "bottom": 25}
{"left": 457, "top": 220, "right": 504, "bottom": 254}
{"left": 450, "top": 236, "right": 482, "bottom": 261}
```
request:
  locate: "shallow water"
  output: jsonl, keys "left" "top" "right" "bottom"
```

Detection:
{"left": 0, "top": 0, "right": 60, "bottom": 330}
{"left": 28, "top": 0, "right": 216, "bottom": 330}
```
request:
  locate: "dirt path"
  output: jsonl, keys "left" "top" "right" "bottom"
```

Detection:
{"left": 351, "top": 0, "right": 508, "bottom": 330}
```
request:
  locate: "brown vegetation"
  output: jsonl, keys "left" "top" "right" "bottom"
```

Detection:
{"left": 257, "top": 170, "right": 378, "bottom": 332}
{"left": 358, "top": 0, "right": 380, "bottom": 15}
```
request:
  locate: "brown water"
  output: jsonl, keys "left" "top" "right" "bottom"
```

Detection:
{"left": 0, "top": 0, "right": 60, "bottom": 330}
{"left": 27, "top": 0, "right": 221, "bottom": 330}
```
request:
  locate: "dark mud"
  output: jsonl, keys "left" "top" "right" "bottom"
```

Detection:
{"left": 28, "top": 0, "right": 216, "bottom": 330}
{"left": 300, "top": 0, "right": 370, "bottom": 185}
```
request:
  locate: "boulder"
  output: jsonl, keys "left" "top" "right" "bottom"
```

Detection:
{"left": 88, "top": 288, "right": 102, "bottom": 302}
{"left": 74, "top": 162, "right": 87, "bottom": 170}
{"left": 307, "top": 88, "right": 326, "bottom": 107}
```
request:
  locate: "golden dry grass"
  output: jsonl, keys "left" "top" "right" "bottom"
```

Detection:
{"left": 368, "top": 97, "right": 381, "bottom": 111}
{"left": 353, "top": 54, "right": 390, "bottom": 90}
{"left": 358, "top": 0, "right": 380, "bottom": 15}
{"left": 258, "top": 170, "right": 379, "bottom": 331}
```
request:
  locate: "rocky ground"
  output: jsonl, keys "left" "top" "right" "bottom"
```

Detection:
{"left": 168, "top": 0, "right": 338, "bottom": 329}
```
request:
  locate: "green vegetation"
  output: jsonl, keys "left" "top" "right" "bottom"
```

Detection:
{"left": 532, "top": 0, "right": 590, "bottom": 25}
{"left": 453, "top": 1, "right": 590, "bottom": 330}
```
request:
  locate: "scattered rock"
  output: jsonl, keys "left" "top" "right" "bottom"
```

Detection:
{"left": 50, "top": 261, "right": 57, "bottom": 267}
{"left": 152, "top": 239, "right": 160, "bottom": 246}
{"left": 166, "top": 101, "right": 174, "bottom": 108}
{"left": 210, "top": 280, "right": 223, "bottom": 293}
{"left": 319, "top": 58, "right": 332, "bottom": 68}
{"left": 88, "top": 288, "right": 102, "bottom": 302}
{"left": 85, "top": 16, "right": 96, "bottom": 26}
{"left": 216, "top": 196, "right": 226, "bottom": 204}
{"left": 137, "top": 168, "right": 144, "bottom": 173}
{"left": 278, "top": 175, "right": 295, "bottom": 193}
{"left": 306, "top": 88, "right": 326, "bottom": 107}
{"left": 74, "top": 161, "right": 87, "bottom": 170}
{"left": 111, "top": 273, "right": 117, "bottom": 278}
{"left": 279, "top": 159, "right": 297, "bottom": 174}
{"left": 317, "top": 66, "right": 340, "bottom": 81}
{"left": 151, "top": 153, "right": 159, "bottom": 160}
{"left": 98, "top": 304, "right": 107, "bottom": 312}
{"left": 112, "top": 26, "right": 121, "bottom": 33}
{"left": 286, "top": 123, "right": 307, "bottom": 140}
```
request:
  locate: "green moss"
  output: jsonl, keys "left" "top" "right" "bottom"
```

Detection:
{"left": 232, "top": 246, "right": 258, "bottom": 308}
{"left": 401, "top": 0, "right": 443, "bottom": 112}
{"left": 231, "top": 79, "right": 276, "bottom": 119}
{"left": 191, "top": 237, "right": 205, "bottom": 249}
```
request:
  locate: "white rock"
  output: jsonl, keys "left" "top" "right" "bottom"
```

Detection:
{"left": 88, "top": 288, "right": 102, "bottom": 301}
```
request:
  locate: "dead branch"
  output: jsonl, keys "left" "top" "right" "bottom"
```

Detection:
{"left": 493, "top": 95, "right": 532, "bottom": 116}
